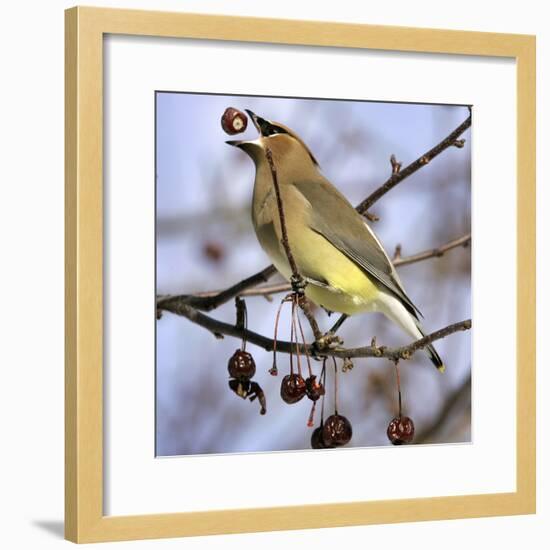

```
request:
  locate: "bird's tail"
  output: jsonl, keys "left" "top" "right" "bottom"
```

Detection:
{"left": 377, "top": 293, "right": 445, "bottom": 372}
{"left": 416, "top": 325, "right": 445, "bottom": 372}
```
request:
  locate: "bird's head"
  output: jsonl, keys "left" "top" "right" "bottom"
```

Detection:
{"left": 226, "top": 110, "right": 319, "bottom": 170}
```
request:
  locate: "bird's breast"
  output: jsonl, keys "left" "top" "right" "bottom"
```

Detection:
{"left": 251, "top": 183, "right": 307, "bottom": 278}
{"left": 251, "top": 186, "right": 379, "bottom": 315}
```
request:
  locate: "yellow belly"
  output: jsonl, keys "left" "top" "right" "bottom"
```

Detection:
{"left": 304, "top": 282, "right": 376, "bottom": 316}
{"left": 257, "top": 221, "right": 380, "bottom": 315}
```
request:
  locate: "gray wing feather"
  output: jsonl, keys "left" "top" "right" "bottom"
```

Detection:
{"left": 293, "top": 179, "right": 422, "bottom": 318}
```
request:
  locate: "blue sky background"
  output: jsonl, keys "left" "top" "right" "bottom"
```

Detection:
{"left": 156, "top": 92, "right": 471, "bottom": 456}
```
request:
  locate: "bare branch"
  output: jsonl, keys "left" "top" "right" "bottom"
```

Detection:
{"left": 393, "top": 243, "right": 402, "bottom": 261}
{"left": 393, "top": 233, "right": 471, "bottom": 268}
{"left": 368, "top": 320, "right": 471, "bottom": 362}
{"left": 161, "top": 297, "right": 471, "bottom": 362}
{"left": 355, "top": 113, "right": 472, "bottom": 215}
{"left": 156, "top": 265, "right": 276, "bottom": 312}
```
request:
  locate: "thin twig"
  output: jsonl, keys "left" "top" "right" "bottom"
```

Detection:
{"left": 355, "top": 113, "right": 472, "bottom": 215}
{"left": 390, "top": 154, "right": 402, "bottom": 175}
{"left": 329, "top": 313, "right": 349, "bottom": 335}
{"left": 394, "top": 233, "right": 471, "bottom": 267}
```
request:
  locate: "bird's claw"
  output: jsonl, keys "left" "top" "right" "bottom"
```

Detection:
{"left": 290, "top": 275, "right": 307, "bottom": 295}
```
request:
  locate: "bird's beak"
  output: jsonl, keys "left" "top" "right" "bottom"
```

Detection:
{"left": 245, "top": 109, "right": 275, "bottom": 137}
{"left": 245, "top": 109, "right": 262, "bottom": 133}
{"left": 225, "top": 140, "right": 246, "bottom": 148}
{"left": 225, "top": 109, "right": 265, "bottom": 149}
{"left": 225, "top": 138, "right": 263, "bottom": 154}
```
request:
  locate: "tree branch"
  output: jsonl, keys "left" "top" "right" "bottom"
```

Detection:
{"left": 161, "top": 296, "right": 471, "bottom": 362}
{"left": 156, "top": 265, "right": 276, "bottom": 312}
{"left": 355, "top": 112, "right": 472, "bottom": 215}
{"left": 392, "top": 233, "right": 471, "bottom": 268}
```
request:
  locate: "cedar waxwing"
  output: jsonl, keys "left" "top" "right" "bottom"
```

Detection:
{"left": 227, "top": 110, "right": 444, "bottom": 371}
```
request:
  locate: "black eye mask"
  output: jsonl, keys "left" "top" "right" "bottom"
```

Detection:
{"left": 259, "top": 120, "right": 288, "bottom": 137}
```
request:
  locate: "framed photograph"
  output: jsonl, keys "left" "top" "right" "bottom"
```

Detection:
{"left": 65, "top": 6, "right": 536, "bottom": 543}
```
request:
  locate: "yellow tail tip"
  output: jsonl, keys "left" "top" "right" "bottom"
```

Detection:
{"left": 437, "top": 364, "right": 446, "bottom": 373}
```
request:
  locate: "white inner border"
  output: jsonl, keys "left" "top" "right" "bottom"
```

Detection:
{"left": 104, "top": 35, "right": 517, "bottom": 516}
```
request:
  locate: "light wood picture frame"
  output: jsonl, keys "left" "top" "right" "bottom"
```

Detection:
{"left": 65, "top": 6, "right": 536, "bottom": 543}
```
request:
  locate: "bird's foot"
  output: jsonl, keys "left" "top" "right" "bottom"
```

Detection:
{"left": 290, "top": 274, "right": 307, "bottom": 295}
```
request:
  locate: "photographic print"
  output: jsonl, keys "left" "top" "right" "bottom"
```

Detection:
{"left": 65, "top": 10, "right": 535, "bottom": 541}
{"left": 155, "top": 92, "right": 472, "bottom": 457}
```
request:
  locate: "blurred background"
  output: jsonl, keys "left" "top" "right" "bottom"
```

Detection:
{"left": 156, "top": 92, "right": 471, "bottom": 456}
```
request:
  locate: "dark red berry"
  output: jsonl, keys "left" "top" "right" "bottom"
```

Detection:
{"left": 280, "top": 373, "right": 306, "bottom": 404}
{"left": 387, "top": 416, "right": 415, "bottom": 445}
{"left": 221, "top": 107, "right": 248, "bottom": 135}
{"left": 311, "top": 424, "right": 335, "bottom": 449}
{"left": 311, "top": 426, "right": 324, "bottom": 449}
{"left": 305, "top": 375, "right": 325, "bottom": 402}
{"left": 228, "top": 349, "right": 256, "bottom": 381}
{"left": 322, "top": 414, "right": 353, "bottom": 447}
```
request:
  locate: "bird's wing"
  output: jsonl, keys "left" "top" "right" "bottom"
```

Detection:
{"left": 293, "top": 178, "right": 422, "bottom": 318}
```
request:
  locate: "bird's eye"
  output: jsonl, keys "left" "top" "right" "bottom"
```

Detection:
{"left": 265, "top": 125, "right": 287, "bottom": 136}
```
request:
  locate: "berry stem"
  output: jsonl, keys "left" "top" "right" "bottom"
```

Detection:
{"left": 271, "top": 296, "right": 289, "bottom": 376}
{"left": 333, "top": 357, "right": 339, "bottom": 415}
{"left": 394, "top": 360, "right": 402, "bottom": 417}
{"left": 294, "top": 299, "right": 313, "bottom": 377}
{"left": 320, "top": 359, "right": 327, "bottom": 424}
{"left": 291, "top": 298, "right": 302, "bottom": 376}
{"left": 307, "top": 400, "right": 316, "bottom": 428}
{"left": 242, "top": 302, "right": 248, "bottom": 351}
{"left": 289, "top": 300, "right": 296, "bottom": 375}
{"left": 235, "top": 297, "right": 248, "bottom": 351}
